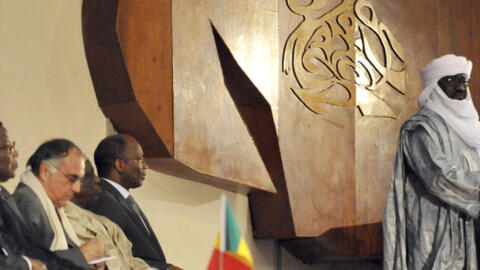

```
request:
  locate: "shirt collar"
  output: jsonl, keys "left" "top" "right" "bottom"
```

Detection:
{"left": 103, "top": 178, "right": 130, "bottom": 199}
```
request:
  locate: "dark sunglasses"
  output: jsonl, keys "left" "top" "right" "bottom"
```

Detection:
{"left": 442, "top": 75, "right": 470, "bottom": 86}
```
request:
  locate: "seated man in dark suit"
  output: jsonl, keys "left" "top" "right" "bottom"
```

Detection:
{"left": 0, "top": 121, "right": 89, "bottom": 270}
{"left": 65, "top": 159, "right": 151, "bottom": 270}
{"left": 86, "top": 134, "right": 182, "bottom": 270}
{"left": 13, "top": 138, "right": 106, "bottom": 269}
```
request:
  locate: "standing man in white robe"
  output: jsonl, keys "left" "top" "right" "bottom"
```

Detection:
{"left": 384, "top": 54, "right": 480, "bottom": 269}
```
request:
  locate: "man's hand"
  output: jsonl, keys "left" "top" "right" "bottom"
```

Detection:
{"left": 79, "top": 237, "right": 105, "bottom": 262}
{"left": 29, "top": 257, "right": 47, "bottom": 270}
{"left": 168, "top": 265, "right": 183, "bottom": 270}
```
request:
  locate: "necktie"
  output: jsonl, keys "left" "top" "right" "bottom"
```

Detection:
{"left": 126, "top": 195, "right": 150, "bottom": 235}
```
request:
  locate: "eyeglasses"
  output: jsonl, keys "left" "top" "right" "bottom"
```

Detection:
{"left": 46, "top": 161, "right": 81, "bottom": 183}
{"left": 0, "top": 141, "right": 16, "bottom": 155}
{"left": 443, "top": 75, "right": 470, "bottom": 86}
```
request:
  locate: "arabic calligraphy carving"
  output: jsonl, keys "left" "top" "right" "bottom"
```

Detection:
{"left": 283, "top": 0, "right": 405, "bottom": 118}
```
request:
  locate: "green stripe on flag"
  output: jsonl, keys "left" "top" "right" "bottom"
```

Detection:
{"left": 225, "top": 200, "right": 241, "bottom": 252}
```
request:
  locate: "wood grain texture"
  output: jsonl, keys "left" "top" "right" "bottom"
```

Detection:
{"left": 117, "top": 0, "right": 174, "bottom": 155}
{"left": 278, "top": 0, "right": 480, "bottom": 261}
{"left": 172, "top": 0, "right": 278, "bottom": 193}
{"left": 83, "top": 0, "right": 278, "bottom": 193}
{"left": 83, "top": 0, "right": 480, "bottom": 261}
{"left": 82, "top": 0, "right": 172, "bottom": 158}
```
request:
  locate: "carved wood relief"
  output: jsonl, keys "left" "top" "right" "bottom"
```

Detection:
{"left": 283, "top": 0, "right": 356, "bottom": 114}
{"left": 283, "top": 0, "right": 406, "bottom": 118}
{"left": 354, "top": 0, "right": 406, "bottom": 118}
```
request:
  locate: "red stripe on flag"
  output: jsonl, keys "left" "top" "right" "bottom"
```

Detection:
{"left": 223, "top": 252, "right": 252, "bottom": 270}
{"left": 207, "top": 248, "right": 220, "bottom": 270}
{"left": 207, "top": 249, "right": 253, "bottom": 270}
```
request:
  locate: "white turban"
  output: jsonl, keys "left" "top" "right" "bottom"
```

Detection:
{"left": 417, "top": 54, "right": 480, "bottom": 157}
{"left": 418, "top": 54, "right": 473, "bottom": 106}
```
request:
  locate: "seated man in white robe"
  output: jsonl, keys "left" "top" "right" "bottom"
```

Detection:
{"left": 65, "top": 159, "right": 151, "bottom": 270}
{"left": 383, "top": 54, "right": 480, "bottom": 269}
{"left": 13, "top": 139, "right": 105, "bottom": 269}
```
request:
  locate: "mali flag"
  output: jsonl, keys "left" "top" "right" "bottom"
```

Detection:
{"left": 207, "top": 195, "right": 253, "bottom": 270}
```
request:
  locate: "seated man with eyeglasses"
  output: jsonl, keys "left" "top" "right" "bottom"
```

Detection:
{"left": 383, "top": 54, "right": 480, "bottom": 269}
{"left": 0, "top": 123, "right": 101, "bottom": 270}
{"left": 13, "top": 139, "right": 106, "bottom": 269}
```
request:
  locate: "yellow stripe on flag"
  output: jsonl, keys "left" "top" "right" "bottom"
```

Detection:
{"left": 236, "top": 238, "right": 253, "bottom": 264}
{"left": 214, "top": 233, "right": 220, "bottom": 249}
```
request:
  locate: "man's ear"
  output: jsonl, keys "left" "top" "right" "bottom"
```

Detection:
{"left": 114, "top": 159, "right": 124, "bottom": 172}
{"left": 38, "top": 162, "right": 51, "bottom": 182}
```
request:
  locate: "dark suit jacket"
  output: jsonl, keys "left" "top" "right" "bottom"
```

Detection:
{"left": 0, "top": 196, "right": 30, "bottom": 270}
{"left": 0, "top": 233, "right": 30, "bottom": 270}
{"left": 0, "top": 186, "right": 86, "bottom": 270}
{"left": 13, "top": 183, "right": 89, "bottom": 269}
{"left": 86, "top": 179, "right": 170, "bottom": 270}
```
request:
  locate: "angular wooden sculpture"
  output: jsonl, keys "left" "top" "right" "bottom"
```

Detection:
{"left": 83, "top": 0, "right": 276, "bottom": 194}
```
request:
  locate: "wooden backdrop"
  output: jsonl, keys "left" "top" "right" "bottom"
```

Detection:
{"left": 82, "top": 0, "right": 480, "bottom": 262}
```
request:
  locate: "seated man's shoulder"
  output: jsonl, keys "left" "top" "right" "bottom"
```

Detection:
{"left": 14, "top": 182, "right": 32, "bottom": 196}
{"left": 92, "top": 188, "right": 117, "bottom": 205}
{"left": 12, "top": 183, "right": 52, "bottom": 246}
{"left": 13, "top": 183, "right": 47, "bottom": 223}
{"left": 86, "top": 194, "right": 129, "bottom": 230}
{"left": 13, "top": 183, "right": 42, "bottom": 211}
{"left": 86, "top": 189, "right": 122, "bottom": 216}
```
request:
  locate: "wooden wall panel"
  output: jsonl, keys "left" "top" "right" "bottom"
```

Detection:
{"left": 83, "top": 0, "right": 480, "bottom": 262}
{"left": 278, "top": 0, "right": 357, "bottom": 237}
{"left": 171, "top": 0, "right": 277, "bottom": 193}
{"left": 82, "top": 0, "right": 172, "bottom": 158}
{"left": 353, "top": 0, "right": 434, "bottom": 228}
{"left": 83, "top": 0, "right": 278, "bottom": 193}
{"left": 276, "top": 0, "right": 480, "bottom": 261}
{"left": 117, "top": 0, "right": 174, "bottom": 155}
{"left": 472, "top": 2, "right": 480, "bottom": 111}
